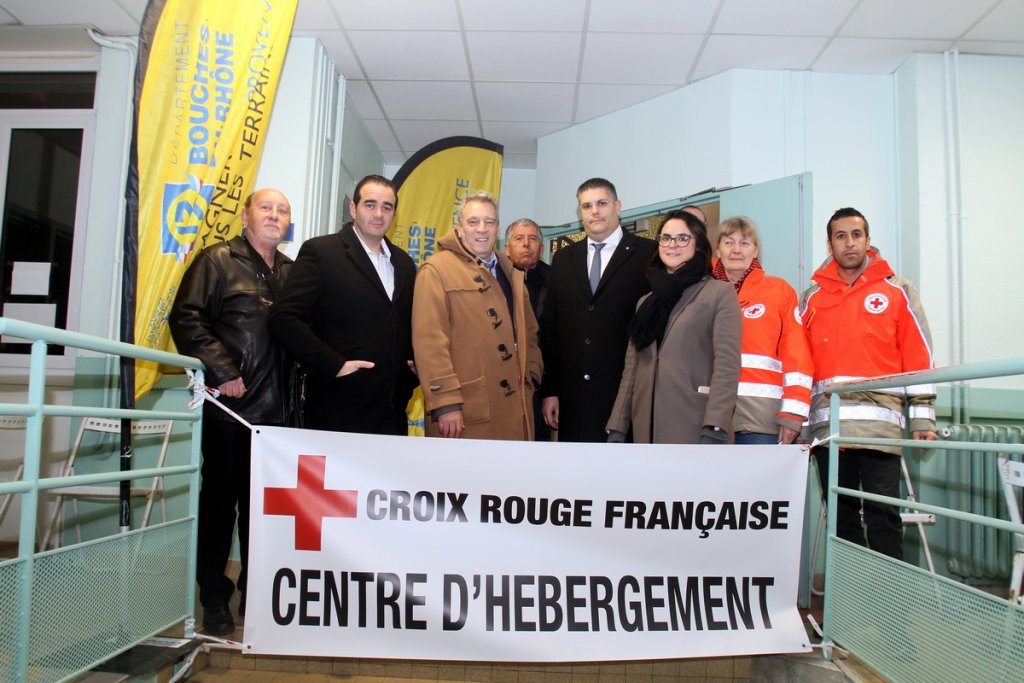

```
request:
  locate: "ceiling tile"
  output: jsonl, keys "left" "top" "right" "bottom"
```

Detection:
{"left": 955, "top": 40, "right": 1024, "bottom": 56}
{"left": 842, "top": 0, "right": 991, "bottom": 40}
{"left": 372, "top": 80, "right": 477, "bottom": 120}
{"left": 581, "top": 33, "right": 702, "bottom": 84}
{"left": 475, "top": 82, "right": 576, "bottom": 122}
{"left": 815, "top": 38, "right": 951, "bottom": 73}
{"left": 481, "top": 121, "right": 567, "bottom": 153}
{"left": 391, "top": 120, "right": 484, "bottom": 152}
{"left": 348, "top": 30, "right": 468, "bottom": 80}
{"left": 460, "top": 0, "right": 587, "bottom": 31}
{"left": 964, "top": 0, "right": 1024, "bottom": 41}
{"left": 293, "top": 0, "right": 340, "bottom": 31}
{"left": 715, "top": 0, "right": 857, "bottom": 36}
{"left": 363, "top": 119, "right": 400, "bottom": 151}
{"left": 576, "top": 83, "right": 679, "bottom": 122}
{"left": 693, "top": 35, "right": 826, "bottom": 80}
{"left": 467, "top": 31, "right": 581, "bottom": 82}
{"left": 301, "top": 30, "right": 362, "bottom": 77}
{"left": 329, "top": 0, "right": 459, "bottom": 30}
{"left": 588, "top": 0, "right": 719, "bottom": 33}
{"left": 4, "top": 0, "right": 137, "bottom": 33}
{"left": 345, "top": 79, "right": 384, "bottom": 119}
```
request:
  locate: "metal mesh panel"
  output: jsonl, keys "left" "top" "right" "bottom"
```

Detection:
{"left": 0, "top": 557, "right": 27, "bottom": 682}
{"left": 19, "top": 520, "right": 192, "bottom": 683}
{"left": 831, "top": 539, "right": 1024, "bottom": 683}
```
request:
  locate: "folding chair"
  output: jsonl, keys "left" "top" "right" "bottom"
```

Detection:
{"left": 900, "top": 453, "right": 936, "bottom": 573}
{"left": 41, "top": 417, "right": 173, "bottom": 548}
{"left": 997, "top": 456, "right": 1024, "bottom": 604}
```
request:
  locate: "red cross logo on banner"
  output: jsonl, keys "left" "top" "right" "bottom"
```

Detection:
{"left": 863, "top": 292, "right": 889, "bottom": 314}
{"left": 263, "top": 454, "right": 357, "bottom": 551}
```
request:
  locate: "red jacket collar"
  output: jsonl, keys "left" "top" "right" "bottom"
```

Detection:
{"left": 812, "top": 247, "right": 893, "bottom": 290}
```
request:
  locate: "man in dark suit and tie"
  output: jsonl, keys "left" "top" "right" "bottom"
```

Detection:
{"left": 540, "top": 178, "right": 657, "bottom": 442}
{"left": 268, "top": 175, "right": 417, "bottom": 435}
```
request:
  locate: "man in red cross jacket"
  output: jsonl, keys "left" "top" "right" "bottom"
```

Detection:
{"left": 800, "top": 207, "right": 937, "bottom": 560}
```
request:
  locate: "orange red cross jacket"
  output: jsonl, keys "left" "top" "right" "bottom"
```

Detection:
{"left": 799, "top": 249, "right": 936, "bottom": 455}
{"left": 730, "top": 267, "right": 814, "bottom": 435}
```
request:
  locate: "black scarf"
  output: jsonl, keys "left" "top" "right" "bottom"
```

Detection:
{"left": 628, "top": 252, "right": 709, "bottom": 351}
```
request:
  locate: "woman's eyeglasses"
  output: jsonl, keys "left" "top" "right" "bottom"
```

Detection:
{"left": 658, "top": 233, "right": 692, "bottom": 246}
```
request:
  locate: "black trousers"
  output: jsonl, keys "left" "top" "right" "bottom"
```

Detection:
{"left": 814, "top": 447, "right": 904, "bottom": 560}
{"left": 196, "top": 419, "right": 253, "bottom": 607}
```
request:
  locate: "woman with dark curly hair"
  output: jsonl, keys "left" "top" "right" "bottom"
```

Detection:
{"left": 605, "top": 209, "right": 741, "bottom": 444}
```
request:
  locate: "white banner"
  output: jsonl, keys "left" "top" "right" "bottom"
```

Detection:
{"left": 245, "top": 427, "right": 811, "bottom": 661}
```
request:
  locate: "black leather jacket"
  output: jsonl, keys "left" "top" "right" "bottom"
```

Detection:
{"left": 170, "top": 236, "right": 293, "bottom": 423}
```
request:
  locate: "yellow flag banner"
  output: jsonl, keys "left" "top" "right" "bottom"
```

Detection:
{"left": 388, "top": 136, "right": 504, "bottom": 267}
{"left": 129, "top": 0, "right": 297, "bottom": 398}
{"left": 387, "top": 136, "right": 504, "bottom": 435}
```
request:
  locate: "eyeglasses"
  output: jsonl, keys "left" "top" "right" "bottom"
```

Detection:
{"left": 579, "top": 199, "right": 611, "bottom": 212}
{"left": 658, "top": 233, "right": 693, "bottom": 246}
{"left": 464, "top": 217, "right": 498, "bottom": 228}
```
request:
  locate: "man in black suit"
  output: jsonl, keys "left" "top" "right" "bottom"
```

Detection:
{"left": 268, "top": 175, "right": 417, "bottom": 435}
{"left": 504, "top": 218, "right": 550, "bottom": 318}
{"left": 540, "top": 178, "right": 657, "bottom": 442}
{"left": 505, "top": 217, "right": 551, "bottom": 440}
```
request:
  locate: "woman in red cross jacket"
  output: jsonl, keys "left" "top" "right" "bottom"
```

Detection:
{"left": 712, "top": 216, "right": 814, "bottom": 445}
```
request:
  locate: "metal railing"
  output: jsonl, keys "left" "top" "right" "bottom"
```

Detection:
{"left": 821, "top": 358, "right": 1024, "bottom": 683}
{"left": 0, "top": 317, "right": 204, "bottom": 683}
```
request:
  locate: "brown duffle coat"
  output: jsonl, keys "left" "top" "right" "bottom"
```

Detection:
{"left": 412, "top": 231, "right": 542, "bottom": 440}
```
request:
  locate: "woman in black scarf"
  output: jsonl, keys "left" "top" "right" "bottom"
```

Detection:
{"left": 605, "top": 209, "right": 741, "bottom": 444}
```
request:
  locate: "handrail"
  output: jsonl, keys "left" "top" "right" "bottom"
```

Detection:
{"left": 824, "top": 356, "right": 1024, "bottom": 393}
{"left": 834, "top": 486, "right": 1024, "bottom": 537}
{"left": 837, "top": 436, "right": 1024, "bottom": 455}
{"left": 0, "top": 317, "right": 205, "bottom": 683}
{"left": 819, "top": 354, "right": 1024, "bottom": 666}
{"left": 0, "top": 317, "right": 201, "bottom": 369}
{"left": 0, "top": 402, "right": 197, "bottom": 422}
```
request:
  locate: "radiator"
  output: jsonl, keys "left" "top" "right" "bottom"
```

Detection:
{"left": 941, "top": 424, "right": 1024, "bottom": 579}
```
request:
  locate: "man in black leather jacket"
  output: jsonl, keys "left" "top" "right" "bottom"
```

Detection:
{"left": 169, "top": 188, "right": 294, "bottom": 636}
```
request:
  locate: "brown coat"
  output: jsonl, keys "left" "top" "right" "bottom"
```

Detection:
{"left": 412, "top": 231, "right": 542, "bottom": 440}
{"left": 606, "top": 277, "right": 741, "bottom": 444}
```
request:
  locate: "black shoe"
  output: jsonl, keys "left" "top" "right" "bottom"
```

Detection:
{"left": 202, "top": 602, "right": 235, "bottom": 636}
{"left": 238, "top": 593, "right": 246, "bottom": 617}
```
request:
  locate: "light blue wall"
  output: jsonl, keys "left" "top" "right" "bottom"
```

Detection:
{"left": 535, "top": 74, "right": 733, "bottom": 226}
{"left": 897, "top": 54, "right": 1024, "bottom": 388}
{"left": 535, "top": 69, "right": 899, "bottom": 272}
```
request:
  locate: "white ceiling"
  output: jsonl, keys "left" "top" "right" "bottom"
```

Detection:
{"left": 2, "top": 0, "right": 1023, "bottom": 169}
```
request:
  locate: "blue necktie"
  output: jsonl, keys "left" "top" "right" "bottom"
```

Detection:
{"left": 590, "top": 242, "right": 605, "bottom": 294}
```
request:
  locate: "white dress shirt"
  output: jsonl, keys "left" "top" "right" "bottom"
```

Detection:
{"left": 587, "top": 226, "right": 623, "bottom": 279}
{"left": 353, "top": 229, "right": 395, "bottom": 300}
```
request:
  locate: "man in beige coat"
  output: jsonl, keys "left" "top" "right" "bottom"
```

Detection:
{"left": 412, "top": 191, "right": 542, "bottom": 440}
